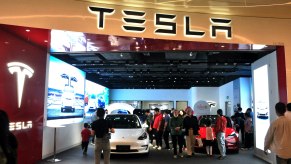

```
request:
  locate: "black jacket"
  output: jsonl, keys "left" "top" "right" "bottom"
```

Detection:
{"left": 183, "top": 115, "right": 199, "bottom": 136}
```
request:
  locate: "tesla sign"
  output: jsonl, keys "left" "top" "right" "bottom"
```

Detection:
{"left": 7, "top": 62, "right": 34, "bottom": 108}
{"left": 88, "top": 7, "right": 232, "bottom": 39}
{"left": 9, "top": 121, "right": 33, "bottom": 131}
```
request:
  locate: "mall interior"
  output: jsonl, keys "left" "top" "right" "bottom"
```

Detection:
{"left": 1, "top": 0, "right": 291, "bottom": 164}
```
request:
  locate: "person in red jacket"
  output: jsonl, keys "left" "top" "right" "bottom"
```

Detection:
{"left": 215, "top": 109, "right": 227, "bottom": 160}
{"left": 152, "top": 108, "right": 163, "bottom": 150}
{"left": 81, "top": 123, "right": 91, "bottom": 155}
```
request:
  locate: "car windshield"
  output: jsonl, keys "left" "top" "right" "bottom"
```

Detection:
{"left": 199, "top": 115, "right": 232, "bottom": 128}
{"left": 106, "top": 115, "right": 141, "bottom": 129}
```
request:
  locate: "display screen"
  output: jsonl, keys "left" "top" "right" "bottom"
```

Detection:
{"left": 46, "top": 56, "right": 85, "bottom": 124}
{"left": 253, "top": 65, "right": 270, "bottom": 150}
{"left": 84, "top": 80, "right": 109, "bottom": 123}
{"left": 50, "top": 30, "right": 99, "bottom": 52}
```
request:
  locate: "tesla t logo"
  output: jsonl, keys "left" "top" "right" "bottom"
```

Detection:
{"left": 7, "top": 62, "right": 34, "bottom": 108}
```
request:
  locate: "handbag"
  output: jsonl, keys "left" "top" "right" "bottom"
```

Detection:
{"left": 196, "top": 138, "right": 203, "bottom": 147}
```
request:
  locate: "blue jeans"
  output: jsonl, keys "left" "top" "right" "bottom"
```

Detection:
{"left": 216, "top": 132, "right": 226, "bottom": 157}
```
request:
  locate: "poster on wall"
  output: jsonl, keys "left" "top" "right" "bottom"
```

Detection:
{"left": 253, "top": 65, "right": 270, "bottom": 150}
{"left": 84, "top": 80, "right": 109, "bottom": 123}
{"left": 46, "top": 56, "right": 85, "bottom": 124}
{"left": 149, "top": 104, "right": 169, "bottom": 110}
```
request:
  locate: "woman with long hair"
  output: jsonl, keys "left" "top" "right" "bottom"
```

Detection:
{"left": 0, "top": 110, "right": 18, "bottom": 164}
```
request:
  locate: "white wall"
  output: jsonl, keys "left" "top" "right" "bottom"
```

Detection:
{"left": 240, "top": 77, "right": 252, "bottom": 112}
{"left": 42, "top": 123, "right": 83, "bottom": 159}
{"left": 219, "top": 81, "right": 234, "bottom": 116}
{"left": 190, "top": 87, "right": 219, "bottom": 115}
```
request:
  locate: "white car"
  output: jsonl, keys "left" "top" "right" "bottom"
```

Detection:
{"left": 105, "top": 114, "right": 149, "bottom": 155}
{"left": 61, "top": 85, "right": 75, "bottom": 112}
{"left": 256, "top": 106, "right": 269, "bottom": 119}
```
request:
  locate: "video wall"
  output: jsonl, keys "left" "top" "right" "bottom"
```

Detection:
{"left": 253, "top": 64, "right": 270, "bottom": 150}
{"left": 46, "top": 56, "right": 86, "bottom": 124}
{"left": 50, "top": 30, "right": 99, "bottom": 52}
{"left": 84, "top": 80, "right": 109, "bottom": 123}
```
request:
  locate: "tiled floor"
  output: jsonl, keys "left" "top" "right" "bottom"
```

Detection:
{"left": 39, "top": 144, "right": 268, "bottom": 164}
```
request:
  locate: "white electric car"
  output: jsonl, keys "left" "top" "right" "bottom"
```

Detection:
{"left": 105, "top": 114, "right": 149, "bottom": 155}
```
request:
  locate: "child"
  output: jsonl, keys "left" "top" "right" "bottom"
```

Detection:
{"left": 205, "top": 118, "right": 214, "bottom": 157}
{"left": 81, "top": 123, "right": 91, "bottom": 155}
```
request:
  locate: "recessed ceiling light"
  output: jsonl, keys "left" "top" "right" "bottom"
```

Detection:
{"left": 189, "top": 52, "right": 193, "bottom": 56}
{"left": 44, "top": 40, "right": 48, "bottom": 43}
{"left": 120, "top": 53, "right": 123, "bottom": 57}
{"left": 221, "top": 45, "right": 225, "bottom": 48}
{"left": 26, "top": 29, "right": 30, "bottom": 32}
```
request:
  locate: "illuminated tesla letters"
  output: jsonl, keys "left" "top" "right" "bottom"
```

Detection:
{"left": 88, "top": 6, "right": 232, "bottom": 39}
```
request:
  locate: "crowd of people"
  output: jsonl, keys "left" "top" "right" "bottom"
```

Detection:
{"left": 230, "top": 107, "right": 254, "bottom": 150}
{"left": 144, "top": 107, "right": 228, "bottom": 160}
{"left": 1, "top": 101, "right": 290, "bottom": 164}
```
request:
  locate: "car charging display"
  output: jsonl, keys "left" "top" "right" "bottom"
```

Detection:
{"left": 46, "top": 56, "right": 86, "bottom": 124}
{"left": 84, "top": 80, "right": 109, "bottom": 123}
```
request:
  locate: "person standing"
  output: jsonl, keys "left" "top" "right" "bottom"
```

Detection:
{"left": 243, "top": 112, "right": 253, "bottom": 150}
{"left": 152, "top": 108, "right": 163, "bottom": 150}
{"left": 163, "top": 110, "right": 171, "bottom": 150}
{"left": 235, "top": 107, "right": 245, "bottom": 147}
{"left": 183, "top": 107, "right": 199, "bottom": 158}
{"left": 91, "top": 108, "right": 115, "bottom": 164}
{"left": 90, "top": 109, "right": 99, "bottom": 145}
{"left": 205, "top": 118, "right": 214, "bottom": 157}
{"left": 81, "top": 123, "right": 91, "bottom": 155}
{"left": 215, "top": 109, "right": 227, "bottom": 160}
{"left": 170, "top": 109, "right": 184, "bottom": 158}
{"left": 264, "top": 102, "right": 291, "bottom": 164}
{"left": 0, "top": 110, "right": 18, "bottom": 164}
{"left": 145, "top": 109, "right": 154, "bottom": 146}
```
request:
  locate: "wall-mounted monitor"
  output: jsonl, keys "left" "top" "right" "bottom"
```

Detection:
{"left": 84, "top": 80, "right": 109, "bottom": 123}
{"left": 253, "top": 64, "right": 270, "bottom": 150}
{"left": 50, "top": 30, "right": 99, "bottom": 53}
{"left": 46, "top": 56, "right": 85, "bottom": 126}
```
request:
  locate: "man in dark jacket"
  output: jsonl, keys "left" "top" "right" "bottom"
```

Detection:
{"left": 145, "top": 109, "right": 154, "bottom": 146}
{"left": 183, "top": 107, "right": 199, "bottom": 157}
{"left": 170, "top": 109, "right": 184, "bottom": 158}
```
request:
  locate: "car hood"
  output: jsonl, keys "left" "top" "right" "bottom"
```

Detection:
{"left": 111, "top": 128, "right": 145, "bottom": 140}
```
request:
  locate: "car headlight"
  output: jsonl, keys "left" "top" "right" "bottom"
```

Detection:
{"left": 138, "top": 132, "right": 147, "bottom": 140}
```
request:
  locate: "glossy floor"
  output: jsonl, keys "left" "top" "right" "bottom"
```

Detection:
{"left": 39, "top": 144, "right": 267, "bottom": 164}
